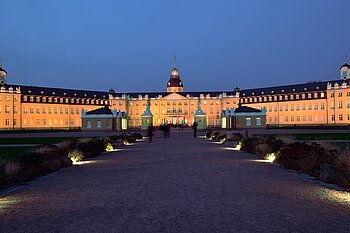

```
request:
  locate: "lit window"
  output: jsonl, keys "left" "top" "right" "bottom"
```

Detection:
{"left": 256, "top": 118, "right": 261, "bottom": 126}
{"left": 245, "top": 118, "right": 251, "bottom": 126}
{"left": 87, "top": 120, "right": 91, "bottom": 128}
{"left": 96, "top": 120, "right": 101, "bottom": 128}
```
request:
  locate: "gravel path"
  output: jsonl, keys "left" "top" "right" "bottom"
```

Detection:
{"left": 1, "top": 130, "right": 350, "bottom": 233}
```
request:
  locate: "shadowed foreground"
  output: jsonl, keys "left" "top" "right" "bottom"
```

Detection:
{"left": 1, "top": 130, "right": 350, "bottom": 233}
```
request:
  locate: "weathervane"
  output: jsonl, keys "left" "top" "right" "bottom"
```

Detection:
{"left": 343, "top": 53, "right": 348, "bottom": 63}
{"left": 173, "top": 54, "right": 176, "bottom": 68}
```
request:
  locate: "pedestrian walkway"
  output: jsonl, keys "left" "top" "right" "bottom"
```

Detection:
{"left": 1, "top": 130, "right": 350, "bottom": 233}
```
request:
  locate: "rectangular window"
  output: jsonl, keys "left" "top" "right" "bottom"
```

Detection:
{"left": 291, "top": 116, "right": 294, "bottom": 122}
{"left": 5, "top": 119, "right": 10, "bottom": 126}
{"left": 285, "top": 116, "right": 288, "bottom": 122}
{"left": 302, "top": 104, "right": 305, "bottom": 110}
{"left": 30, "top": 107, "right": 34, "bottom": 114}
{"left": 60, "top": 107, "right": 63, "bottom": 114}
{"left": 13, "top": 119, "right": 17, "bottom": 126}
{"left": 285, "top": 105, "right": 288, "bottom": 111}
{"left": 71, "top": 108, "right": 74, "bottom": 114}
{"left": 321, "top": 102, "right": 325, "bottom": 110}
{"left": 339, "top": 101, "right": 343, "bottom": 109}
{"left": 308, "top": 104, "right": 312, "bottom": 110}
{"left": 42, "top": 107, "right": 46, "bottom": 114}
{"left": 279, "top": 105, "right": 283, "bottom": 112}
{"left": 308, "top": 116, "right": 312, "bottom": 122}
{"left": 290, "top": 104, "right": 294, "bottom": 111}
{"left": 5, "top": 105, "right": 10, "bottom": 113}
{"left": 36, "top": 107, "right": 40, "bottom": 114}
{"left": 256, "top": 118, "right": 261, "bottom": 126}
{"left": 48, "top": 107, "right": 52, "bottom": 114}
{"left": 54, "top": 107, "right": 58, "bottom": 114}
{"left": 76, "top": 108, "right": 80, "bottom": 114}
{"left": 96, "top": 120, "right": 101, "bottom": 128}
{"left": 339, "top": 114, "right": 343, "bottom": 121}
{"left": 36, "top": 119, "right": 40, "bottom": 126}
{"left": 43, "top": 119, "right": 46, "bottom": 126}
{"left": 332, "top": 115, "right": 335, "bottom": 122}
{"left": 245, "top": 118, "right": 251, "bottom": 126}
{"left": 314, "top": 103, "right": 318, "bottom": 110}
{"left": 302, "top": 116, "right": 306, "bottom": 122}
{"left": 296, "top": 104, "right": 300, "bottom": 111}
{"left": 87, "top": 120, "right": 91, "bottom": 128}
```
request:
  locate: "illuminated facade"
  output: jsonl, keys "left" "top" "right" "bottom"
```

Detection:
{"left": 0, "top": 60, "right": 349, "bottom": 130}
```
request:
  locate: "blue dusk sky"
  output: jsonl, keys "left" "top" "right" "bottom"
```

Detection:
{"left": 0, "top": 0, "right": 349, "bottom": 92}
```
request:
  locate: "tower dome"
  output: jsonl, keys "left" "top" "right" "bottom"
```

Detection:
{"left": 108, "top": 88, "right": 116, "bottom": 94}
{"left": 0, "top": 64, "right": 7, "bottom": 85}
{"left": 340, "top": 63, "right": 350, "bottom": 80}
{"left": 166, "top": 56, "right": 184, "bottom": 93}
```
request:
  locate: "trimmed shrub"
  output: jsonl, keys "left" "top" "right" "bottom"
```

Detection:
{"left": 240, "top": 137, "right": 259, "bottom": 154}
{"left": 206, "top": 131, "right": 213, "bottom": 139}
{"left": 211, "top": 132, "right": 220, "bottom": 140}
{"left": 131, "top": 133, "right": 143, "bottom": 140}
{"left": 68, "top": 150, "right": 84, "bottom": 162}
{"left": 60, "top": 156, "right": 73, "bottom": 167}
{"left": 109, "top": 135, "right": 122, "bottom": 142}
{"left": 276, "top": 142, "right": 337, "bottom": 177}
{"left": 5, "top": 161, "right": 21, "bottom": 181}
{"left": 216, "top": 134, "right": 227, "bottom": 144}
{"left": 334, "top": 151, "right": 350, "bottom": 189}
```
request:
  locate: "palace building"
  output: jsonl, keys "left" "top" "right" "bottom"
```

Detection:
{"left": 0, "top": 59, "right": 349, "bottom": 130}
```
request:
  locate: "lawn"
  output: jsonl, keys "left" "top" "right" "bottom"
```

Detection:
{"left": 0, "top": 147, "right": 32, "bottom": 160}
{"left": 0, "top": 137, "right": 77, "bottom": 145}
{"left": 254, "top": 133, "right": 350, "bottom": 141}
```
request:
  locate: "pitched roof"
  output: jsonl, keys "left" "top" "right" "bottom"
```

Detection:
{"left": 240, "top": 80, "right": 332, "bottom": 97}
{"left": 3, "top": 84, "right": 108, "bottom": 99}
{"left": 86, "top": 106, "right": 112, "bottom": 115}
{"left": 235, "top": 106, "right": 262, "bottom": 113}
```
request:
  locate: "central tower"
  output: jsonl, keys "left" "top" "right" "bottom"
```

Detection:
{"left": 166, "top": 56, "right": 184, "bottom": 93}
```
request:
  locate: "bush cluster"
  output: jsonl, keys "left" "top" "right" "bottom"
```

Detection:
{"left": 0, "top": 136, "right": 115, "bottom": 188}
{"left": 109, "top": 132, "right": 143, "bottom": 144}
{"left": 238, "top": 135, "right": 350, "bottom": 190}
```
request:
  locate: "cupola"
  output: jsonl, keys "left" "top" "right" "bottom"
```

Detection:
{"left": 340, "top": 63, "right": 350, "bottom": 80}
{"left": 166, "top": 55, "right": 184, "bottom": 93}
{"left": 0, "top": 64, "right": 7, "bottom": 85}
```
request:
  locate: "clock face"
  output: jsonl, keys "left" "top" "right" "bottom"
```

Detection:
{"left": 0, "top": 71, "right": 6, "bottom": 77}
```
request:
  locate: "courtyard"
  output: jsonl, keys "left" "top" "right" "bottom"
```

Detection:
{"left": 1, "top": 130, "right": 350, "bottom": 233}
